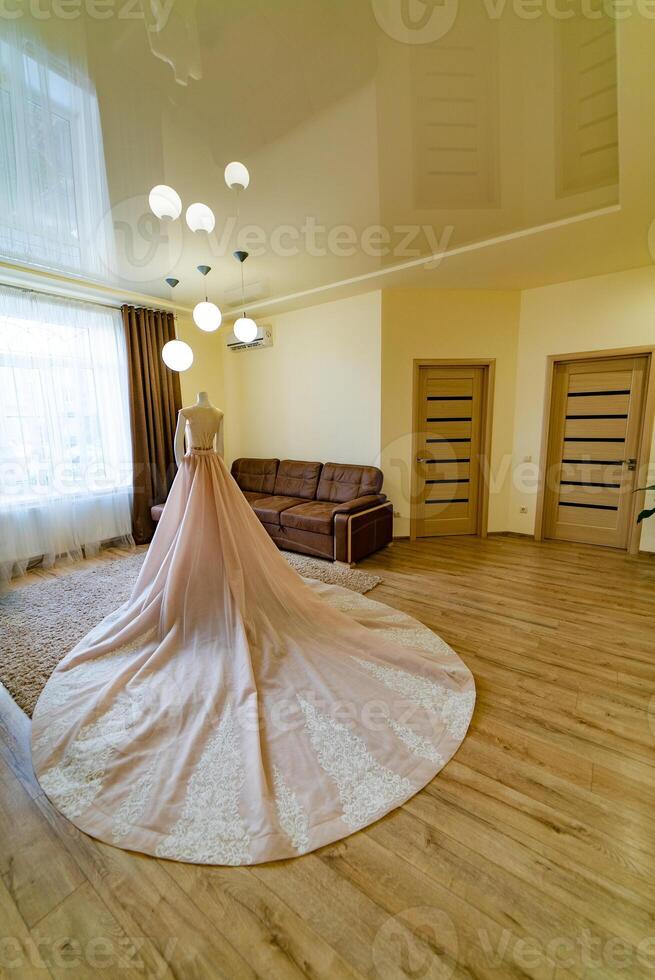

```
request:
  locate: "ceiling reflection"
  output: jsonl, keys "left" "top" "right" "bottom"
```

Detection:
{"left": 0, "top": 1, "right": 621, "bottom": 306}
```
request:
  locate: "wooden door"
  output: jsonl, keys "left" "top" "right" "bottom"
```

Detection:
{"left": 414, "top": 365, "right": 486, "bottom": 537}
{"left": 543, "top": 356, "right": 648, "bottom": 548}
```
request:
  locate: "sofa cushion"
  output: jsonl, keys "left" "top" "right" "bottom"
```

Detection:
{"left": 281, "top": 494, "right": 387, "bottom": 535}
{"left": 151, "top": 503, "right": 164, "bottom": 522}
{"left": 242, "top": 490, "right": 268, "bottom": 504}
{"left": 280, "top": 501, "right": 338, "bottom": 535}
{"left": 231, "top": 457, "right": 278, "bottom": 495}
{"left": 316, "top": 462, "right": 383, "bottom": 503}
{"left": 274, "top": 459, "right": 323, "bottom": 500}
{"left": 253, "top": 495, "right": 306, "bottom": 526}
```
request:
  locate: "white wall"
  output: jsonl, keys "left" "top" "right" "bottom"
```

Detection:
{"left": 510, "top": 266, "right": 655, "bottom": 552}
{"left": 222, "top": 291, "right": 382, "bottom": 467}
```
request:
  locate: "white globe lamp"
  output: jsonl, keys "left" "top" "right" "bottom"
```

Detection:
{"left": 234, "top": 316, "right": 258, "bottom": 343}
{"left": 162, "top": 340, "right": 193, "bottom": 372}
{"left": 148, "top": 185, "right": 182, "bottom": 220}
{"left": 224, "top": 161, "right": 250, "bottom": 190}
{"left": 185, "top": 203, "right": 215, "bottom": 233}
{"left": 193, "top": 300, "right": 222, "bottom": 332}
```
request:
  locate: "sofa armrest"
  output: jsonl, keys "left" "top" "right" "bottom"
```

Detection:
{"left": 334, "top": 501, "right": 393, "bottom": 563}
{"left": 331, "top": 493, "right": 386, "bottom": 516}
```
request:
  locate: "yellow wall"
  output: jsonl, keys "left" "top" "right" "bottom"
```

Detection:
{"left": 188, "top": 266, "right": 655, "bottom": 554}
{"left": 381, "top": 289, "right": 521, "bottom": 537}
{"left": 176, "top": 314, "right": 228, "bottom": 451}
{"left": 221, "top": 292, "right": 382, "bottom": 467}
{"left": 219, "top": 287, "right": 522, "bottom": 540}
{"left": 510, "top": 265, "right": 655, "bottom": 552}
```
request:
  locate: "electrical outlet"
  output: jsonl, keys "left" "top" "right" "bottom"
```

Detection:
{"left": 520, "top": 506, "right": 528, "bottom": 514}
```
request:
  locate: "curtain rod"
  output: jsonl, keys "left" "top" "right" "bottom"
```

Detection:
{"left": 0, "top": 279, "right": 181, "bottom": 319}
{"left": 0, "top": 259, "right": 193, "bottom": 316}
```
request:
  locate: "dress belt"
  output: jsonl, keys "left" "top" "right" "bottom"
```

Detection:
{"left": 188, "top": 447, "right": 215, "bottom": 455}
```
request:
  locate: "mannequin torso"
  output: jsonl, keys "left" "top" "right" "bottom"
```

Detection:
{"left": 174, "top": 392, "right": 224, "bottom": 466}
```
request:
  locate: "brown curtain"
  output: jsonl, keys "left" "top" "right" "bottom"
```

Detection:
{"left": 122, "top": 305, "right": 182, "bottom": 544}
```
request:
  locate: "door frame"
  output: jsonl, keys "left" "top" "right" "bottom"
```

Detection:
{"left": 410, "top": 358, "right": 496, "bottom": 542}
{"left": 534, "top": 345, "right": 655, "bottom": 555}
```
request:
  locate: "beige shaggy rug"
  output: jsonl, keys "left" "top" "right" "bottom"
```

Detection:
{"left": 0, "top": 550, "right": 381, "bottom": 717}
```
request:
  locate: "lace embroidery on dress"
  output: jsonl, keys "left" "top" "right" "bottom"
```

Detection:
{"left": 273, "top": 766, "right": 310, "bottom": 854}
{"left": 297, "top": 695, "right": 411, "bottom": 830}
{"left": 156, "top": 705, "right": 251, "bottom": 865}
{"left": 376, "top": 624, "right": 453, "bottom": 658}
{"left": 322, "top": 588, "right": 457, "bottom": 661}
{"left": 386, "top": 718, "right": 444, "bottom": 765}
{"left": 112, "top": 757, "right": 158, "bottom": 843}
{"left": 33, "top": 633, "right": 156, "bottom": 757}
{"left": 36, "top": 633, "right": 157, "bottom": 818}
{"left": 32, "top": 671, "right": 79, "bottom": 753}
{"left": 353, "top": 658, "right": 474, "bottom": 742}
{"left": 39, "top": 689, "right": 144, "bottom": 820}
{"left": 323, "top": 590, "right": 369, "bottom": 616}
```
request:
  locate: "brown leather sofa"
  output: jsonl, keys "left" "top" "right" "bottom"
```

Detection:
{"left": 230, "top": 457, "right": 393, "bottom": 563}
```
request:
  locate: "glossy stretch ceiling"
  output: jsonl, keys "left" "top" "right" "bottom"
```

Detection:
{"left": 4, "top": 0, "right": 655, "bottom": 314}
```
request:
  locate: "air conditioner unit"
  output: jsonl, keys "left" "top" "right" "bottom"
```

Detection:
{"left": 226, "top": 323, "right": 273, "bottom": 352}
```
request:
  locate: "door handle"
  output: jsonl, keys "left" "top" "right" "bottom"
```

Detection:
{"left": 626, "top": 458, "right": 637, "bottom": 471}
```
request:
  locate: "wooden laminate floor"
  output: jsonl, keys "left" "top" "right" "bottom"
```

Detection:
{"left": 1, "top": 535, "right": 654, "bottom": 979}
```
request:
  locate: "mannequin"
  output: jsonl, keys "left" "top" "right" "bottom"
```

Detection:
{"left": 174, "top": 391, "right": 224, "bottom": 466}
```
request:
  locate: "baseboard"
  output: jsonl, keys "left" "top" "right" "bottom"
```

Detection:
{"left": 392, "top": 531, "right": 535, "bottom": 542}
{"left": 488, "top": 531, "right": 535, "bottom": 540}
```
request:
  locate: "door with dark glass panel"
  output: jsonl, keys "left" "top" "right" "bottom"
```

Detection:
{"left": 415, "top": 365, "right": 485, "bottom": 536}
{"left": 543, "top": 356, "right": 648, "bottom": 548}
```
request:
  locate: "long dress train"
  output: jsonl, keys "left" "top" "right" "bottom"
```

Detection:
{"left": 31, "top": 428, "right": 475, "bottom": 865}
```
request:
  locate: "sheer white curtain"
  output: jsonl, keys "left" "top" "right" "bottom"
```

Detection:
{"left": 0, "top": 21, "right": 113, "bottom": 280}
{"left": 0, "top": 285, "right": 133, "bottom": 580}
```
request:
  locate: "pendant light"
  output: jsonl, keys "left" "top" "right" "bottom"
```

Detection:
{"left": 224, "top": 161, "right": 250, "bottom": 190}
{"left": 234, "top": 315, "right": 257, "bottom": 344}
{"left": 162, "top": 340, "right": 193, "bottom": 371}
{"left": 148, "top": 185, "right": 182, "bottom": 220}
{"left": 185, "top": 203, "right": 215, "bottom": 234}
{"left": 233, "top": 250, "right": 257, "bottom": 343}
{"left": 160, "top": 277, "right": 193, "bottom": 370}
{"left": 193, "top": 265, "right": 222, "bottom": 332}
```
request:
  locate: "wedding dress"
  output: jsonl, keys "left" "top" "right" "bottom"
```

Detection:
{"left": 32, "top": 407, "right": 475, "bottom": 865}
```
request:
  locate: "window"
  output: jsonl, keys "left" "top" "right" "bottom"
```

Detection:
{"left": 0, "top": 285, "right": 133, "bottom": 579}
{"left": 0, "top": 23, "right": 113, "bottom": 279}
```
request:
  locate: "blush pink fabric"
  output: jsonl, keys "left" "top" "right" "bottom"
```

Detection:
{"left": 31, "top": 444, "right": 475, "bottom": 865}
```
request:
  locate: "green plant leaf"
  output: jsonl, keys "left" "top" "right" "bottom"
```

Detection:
{"left": 637, "top": 507, "right": 655, "bottom": 524}
{"left": 634, "top": 485, "right": 655, "bottom": 493}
